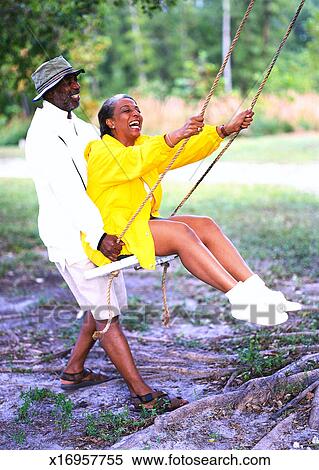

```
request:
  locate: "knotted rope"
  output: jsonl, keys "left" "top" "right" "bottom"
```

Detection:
{"left": 92, "top": 270, "right": 119, "bottom": 340}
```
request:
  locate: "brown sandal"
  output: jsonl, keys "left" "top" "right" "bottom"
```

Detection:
{"left": 131, "top": 389, "right": 188, "bottom": 413}
{"left": 60, "top": 368, "right": 110, "bottom": 391}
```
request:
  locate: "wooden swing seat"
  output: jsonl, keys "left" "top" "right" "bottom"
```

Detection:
{"left": 84, "top": 254, "right": 178, "bottom": 280}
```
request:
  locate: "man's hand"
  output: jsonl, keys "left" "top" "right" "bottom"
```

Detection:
{"left": 98, "top": 234, "right": 124, "bottom": 262}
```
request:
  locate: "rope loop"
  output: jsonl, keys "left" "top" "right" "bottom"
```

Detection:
{"left": 161, "top": 262, "right": 170, "bottom": 327}
{"left": 92, "top": 270, "right": 120, "bottom": 340}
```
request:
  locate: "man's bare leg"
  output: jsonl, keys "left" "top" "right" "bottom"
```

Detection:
{"left": 61, "top": 311, "right": 96, "bottom": 379}
{"left": 60, "top": 313, "right": 160, "bottom": 399}
{"left": 96, "top": 317, "right": 153, "bottom": 397}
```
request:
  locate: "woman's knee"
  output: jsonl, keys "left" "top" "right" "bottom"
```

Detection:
{"left": 176, "top": 221, "right": 197, "bottom": 236}
{"left": 198, "top": 216, "right": 222, "bottom": 239}
{"left": 170, "top": 222, "right": 199, "bottom": 249}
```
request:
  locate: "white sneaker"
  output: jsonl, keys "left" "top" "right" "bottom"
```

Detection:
{"left": 243, "top": 274, "right": 302, "bottom": 312}
{"left": 231, "top": 307, "right": 289, "bottom": 326}
{"left": 225, "top": 281, "right": 289, "bottom": 326}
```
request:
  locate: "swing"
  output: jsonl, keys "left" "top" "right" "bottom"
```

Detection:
{"left": 84, "top": 0, "right": 306, "bottom": 339}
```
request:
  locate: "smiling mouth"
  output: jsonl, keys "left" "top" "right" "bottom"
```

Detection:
{"left": 71, "top": 94, "right": 80, "bottom": 100}
{"left": 129, "top": 120, "right": 141, "bottom": 130}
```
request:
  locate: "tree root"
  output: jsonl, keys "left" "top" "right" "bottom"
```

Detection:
{"left": 309, "top": 384, "right": 319, "bottom": 430}
{"left": 111, "top": 352, "right": 319, "bottom": 450}
{"left": 223, "top": 370, "right": 243, "bottom": 392}
{"left": 220, "top": 330, "right": 319, "bottom": 346}
{"left": 169, "top": 350, "right": 238, "bottom": 364}
{"left": 273, "top": 378, "right": 319, "bottom": 419}
{"left": 252, "top": 412, "right": 298, "bottom": 450}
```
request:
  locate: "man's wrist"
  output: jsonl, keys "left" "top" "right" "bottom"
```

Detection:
{"left": 97, "top": 232, "right": 107, "bottom": 251}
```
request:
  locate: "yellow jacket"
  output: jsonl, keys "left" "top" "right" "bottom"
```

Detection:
{"left": 82, "top": 125, "right": 223, "bottom": 269}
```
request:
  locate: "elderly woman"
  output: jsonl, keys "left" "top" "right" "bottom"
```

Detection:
{"left": 81, "top": 94, "right": 301, "bottom": 412}
{"left": 82, "top": 94, "right": 300, "bottom": 322}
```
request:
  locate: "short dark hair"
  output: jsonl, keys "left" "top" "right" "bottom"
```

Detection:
{"left": 98, "top": 94, "right": 136, "bottom": 138}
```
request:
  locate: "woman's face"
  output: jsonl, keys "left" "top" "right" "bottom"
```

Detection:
{"left": 107, "top": 97, "right": 143, "bottom": 146}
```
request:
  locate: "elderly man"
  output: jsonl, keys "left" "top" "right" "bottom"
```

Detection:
{"left": 25, "top": 56, "right": 187, "bottom": 412}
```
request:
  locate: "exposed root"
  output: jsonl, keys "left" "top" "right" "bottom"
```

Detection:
{"left": 169, "top": 350, "right": 237, "bottom": 365}
{"left": 223, "top": 370, "right": 243, "bottom": 392}
{"left": 273, "top": 378, "right": 319, "bottom": 419}
{"left": 252, "top": 412, "right": 298, "bottom": 450}
{"left": 309, "top": 384, "right": 319, "bottom": 430}
{"left": 111, "top": 354, "right": 319, "bottom": 450}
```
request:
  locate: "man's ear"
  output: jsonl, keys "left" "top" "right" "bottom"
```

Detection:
{"left": 106, "top": 119, "right": 114, "bottom": 129}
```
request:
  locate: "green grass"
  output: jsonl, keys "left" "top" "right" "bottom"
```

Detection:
{"left": 0, "top": 146, "right": 24, "bottom": 159}
{"left": 238, "top": 336, "right": 287, "bottom": 381}
{"left": 85, "top": 407, "right": 157, "bottom": 444}
{"left": 18, "top": 387, "right": 73, "bottom": 432}
{"left": 223, "top": 133, "right": 319, "bottom": 164}
{"left": 0, "top": 177, "right": 318, "bottom": 280}
{"left": 10, "top": 429, "right": 26, "bottom": 445}
{"left": 161, "top": 182, "right": 319, "bottom": 279}
{"left": 0, "top": 178, "right": 40, "bottom": 253}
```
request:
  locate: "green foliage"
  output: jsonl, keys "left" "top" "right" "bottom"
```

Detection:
{"left": 18, "top": 387, "right": 73, "bottom": 431}
{"left": 85, "top": 406, "right": 156, "bottom": 444}
{"left": 0, "top": 119, "right": 30, "bottom": 146}
{"left": 238, "top": 336, "right": 286, "bottom": 380}
{"left": 1, "top": 0, "right": 318, "bottom": 124}
{"left": 11, "top": 429, "right": 26, "bottom": 445}
{"left": 249, "top": 115, "right": 294, "bottom": 137}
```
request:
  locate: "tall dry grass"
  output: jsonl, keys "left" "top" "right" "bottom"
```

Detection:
{"left": 84, "top": 92, "right": 319, "bottom": 135}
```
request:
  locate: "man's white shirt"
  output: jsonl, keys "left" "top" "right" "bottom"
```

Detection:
{"left": 25, "top": 100, "right": 105, "bottom": 267}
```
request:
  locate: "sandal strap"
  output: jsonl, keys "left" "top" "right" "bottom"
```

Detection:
{"left": 132, "top": 390, "right": 168, "bottom": 405}
{"left": 60, "top": 368, "right": 92, "bottom": 382}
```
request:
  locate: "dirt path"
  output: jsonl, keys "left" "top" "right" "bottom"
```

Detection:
{"left": 1, "top": 157, "right": 319, "bottom": 196}
{"left": 0, "top": 252, "right": 318, "bottom": 450}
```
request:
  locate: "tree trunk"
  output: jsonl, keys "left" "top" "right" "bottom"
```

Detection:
{"left": 21, "top": 93, "right": 31, "bottom": 117}
{"left": 129, "top": 3, "right": 147, "bottom": 86}
{"left": 222, "top": 0, "right": 232, "bottom": 93}
{"left": 263, "top": 0, "right": 272, "bottom": 52}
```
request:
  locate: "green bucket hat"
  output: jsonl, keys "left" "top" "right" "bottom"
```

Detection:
{"left": 31, "top": 55, "right": 85, "bottom": 102}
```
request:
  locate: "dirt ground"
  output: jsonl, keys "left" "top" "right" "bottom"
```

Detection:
{"left": 0, "top": 250, "right": 318, "bottom": 450}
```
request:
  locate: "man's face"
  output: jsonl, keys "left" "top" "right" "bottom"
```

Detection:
{"left": 44, "top": 73, "right": 81, "bottom": 112}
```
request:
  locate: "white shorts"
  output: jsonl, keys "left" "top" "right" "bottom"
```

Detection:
{"left": 55, "top": 258, "right": 127, "bottom": 320}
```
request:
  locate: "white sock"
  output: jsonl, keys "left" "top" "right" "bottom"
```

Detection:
{"left": 225, "top": 281, "right": 244, "bottom": 303}
{"left": 242, "top": 274, "right": 265, "bottom": 288}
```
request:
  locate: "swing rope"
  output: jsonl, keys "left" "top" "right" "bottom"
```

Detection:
{"left": 171, "top": 0, "right": 306, "bottom": 216}
{"left": 92, "top": 0, "right": 306, "bottom": 339}
{"left": 92, "top": 0, "right": 255, "bottom": 340}
{"left": 117, "top": 0, "right": 255, "bottom": 244}
{"left": 162, "top": 0, "right": 306, "bottom": 327}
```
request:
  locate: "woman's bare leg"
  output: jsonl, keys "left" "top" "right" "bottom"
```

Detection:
{"left": 149, "top": 219, "right": 237, "bottom": 293}
{"left": 169, "top": 215, "right": 253, "bottom": 282}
